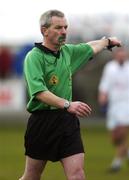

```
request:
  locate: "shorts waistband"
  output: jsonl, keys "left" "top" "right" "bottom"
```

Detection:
{"left": 31, "top": 108, "right": 65, "bottom": 114}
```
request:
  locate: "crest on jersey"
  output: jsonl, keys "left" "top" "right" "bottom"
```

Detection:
{"left": 49, "top": 75, "right": 59, "bottom": 85}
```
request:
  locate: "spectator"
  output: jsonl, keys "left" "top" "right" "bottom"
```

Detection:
{"left": 0, "top": 46, "right": 13, "bottom": 79}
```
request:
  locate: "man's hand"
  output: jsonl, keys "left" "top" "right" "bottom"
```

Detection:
{"left": 67, "top": 101, "right": 92, "bottom": 118}
{"left": 107, "top": 37, "right": 122, "bottom": 51}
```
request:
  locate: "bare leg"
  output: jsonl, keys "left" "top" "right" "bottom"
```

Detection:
{"left": 112, "top": 126, "right": 128, "bottom": 158}
{"left": 109, "top": 126, "right": 129, "bottom": 171}
{"left": 19, "top": 156, "right": 47, "bottom": 180}
{"left": 60, "top": 153, "right": 85, "bottom": 180}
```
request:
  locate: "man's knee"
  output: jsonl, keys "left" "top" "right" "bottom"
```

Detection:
{"left": 20, "top": 156, "right": 46, "bottom": 180}
{"left": 19, "top": 177, "right": 25, "bottom": 180}
{"left": 19, "top": 167, "right": 42, "bottom": 180}
{"left": 19, "top": 174, "right": 41, "bottom": 180}
{"left": 111, "top": 126, "right": 126, "bottom": 145}
{"left": 68, "top": 168, "right": 85, "bottom": 180}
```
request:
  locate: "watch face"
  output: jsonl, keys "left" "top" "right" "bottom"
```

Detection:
{"left": 64, "top": 101, "right": 70, "bottom": 109}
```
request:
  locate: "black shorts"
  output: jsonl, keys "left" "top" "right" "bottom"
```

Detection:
{"left": 24, "top": 109, "right": 84, "bottom": 162}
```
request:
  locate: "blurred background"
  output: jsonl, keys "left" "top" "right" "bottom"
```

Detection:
{"left": 0, "top": 0, "right": 129, "bottom": 179}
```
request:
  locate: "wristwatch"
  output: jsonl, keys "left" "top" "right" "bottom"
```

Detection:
{"left": 64, "top": 100, "right": 70, "bottom": 109}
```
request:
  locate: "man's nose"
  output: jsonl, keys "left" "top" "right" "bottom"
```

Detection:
{"left": 61, "top": 27, "right": 67, "bottom": 34}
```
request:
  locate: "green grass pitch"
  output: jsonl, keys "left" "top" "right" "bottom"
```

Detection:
{"left": 0, "top": 123, "right": 128, "bottom": 180}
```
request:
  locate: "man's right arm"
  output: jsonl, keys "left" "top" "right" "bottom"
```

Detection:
{"left": 36, "top": 91, "right": 92, "bottom": 117}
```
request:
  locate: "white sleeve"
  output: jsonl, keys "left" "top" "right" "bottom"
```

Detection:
{"left": 98, "top": 64, "right": 112, "bottom": 93}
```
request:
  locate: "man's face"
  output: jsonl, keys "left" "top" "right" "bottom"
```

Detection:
{"left": 44, "top": 16, "right": 68, "bottom": 46}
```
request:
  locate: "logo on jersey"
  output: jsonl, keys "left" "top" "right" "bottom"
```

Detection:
{"left": 49, "top": 75, "right": 59, "bottom": 85}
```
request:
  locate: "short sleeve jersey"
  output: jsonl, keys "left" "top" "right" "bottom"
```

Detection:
{"left": 24, "top": 43, "right": 93, "bottom": 112}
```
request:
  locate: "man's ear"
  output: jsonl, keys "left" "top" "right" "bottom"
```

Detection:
{"left": 40, "top": 26, "right": 48, "bottom": 36}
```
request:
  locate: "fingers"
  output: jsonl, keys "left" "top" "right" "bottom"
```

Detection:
{"left": 76, "top": 108, "right": 90, "bottom": 117}
{"left": 79, "top": 102, "right": 92, "bottom": 112}
{"left": 67, "top": 101, "right": 92, "bottom": 118}
{"left": 76, "top": 102, "right": 92, "bottom": 117}
{"left": 109, "top": 37, "right": 122, "bottom": 47}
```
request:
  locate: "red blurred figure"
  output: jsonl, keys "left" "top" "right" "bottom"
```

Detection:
{"left": 0, "top": 46, "right": 12, "bottom": 79}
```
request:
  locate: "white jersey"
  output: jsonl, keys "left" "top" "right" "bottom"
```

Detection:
{"left": 99, "top": 60, "right": 129, "bottom": 129}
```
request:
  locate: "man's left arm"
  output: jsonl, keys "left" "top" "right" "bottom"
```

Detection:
{"left": 87, "top": 37, "right": 121, "bottom": 54}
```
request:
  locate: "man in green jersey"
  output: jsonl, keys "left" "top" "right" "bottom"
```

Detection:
{"left": 19, "top": 10, "right": 121, "bottom": 180}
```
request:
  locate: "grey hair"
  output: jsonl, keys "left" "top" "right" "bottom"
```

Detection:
{"left": 39, "top": 9, "right": 65, "bottom": 28}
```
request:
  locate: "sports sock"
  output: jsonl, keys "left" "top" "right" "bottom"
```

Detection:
{"left": 110, "top": 157, "right": 123, "bottom": 168}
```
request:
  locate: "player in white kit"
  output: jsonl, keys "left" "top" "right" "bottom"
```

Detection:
{"left": 98, "top": 47, "right": 129, "bottom": 172}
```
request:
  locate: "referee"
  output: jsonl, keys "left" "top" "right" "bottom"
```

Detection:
{"left": 19, "top": 10, "right": 121, "bottom": 180}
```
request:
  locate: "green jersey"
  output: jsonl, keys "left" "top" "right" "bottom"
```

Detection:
{"left": 24, "top": 43, "right": 93, "bottom": 112}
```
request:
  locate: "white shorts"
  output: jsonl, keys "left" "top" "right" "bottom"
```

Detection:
{"left": 107, "top": 110, "right": 129, "bottom": 130}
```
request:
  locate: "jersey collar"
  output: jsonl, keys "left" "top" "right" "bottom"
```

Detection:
{"left": 35, "top": 43, "right": 60, "bottom": 58}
